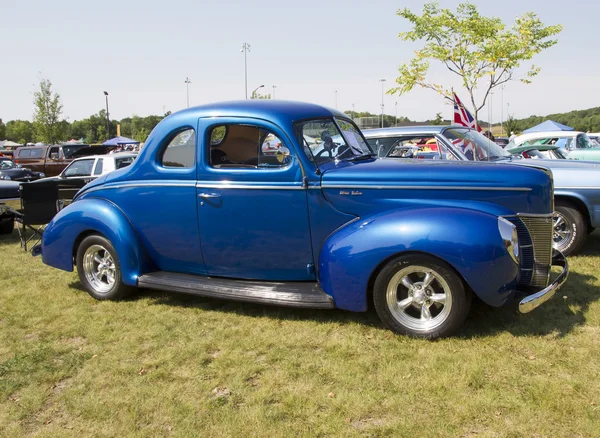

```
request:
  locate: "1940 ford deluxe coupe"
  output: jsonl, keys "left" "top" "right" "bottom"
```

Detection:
{"left": 37, "top": 101, "right": 568, "bottom": 338}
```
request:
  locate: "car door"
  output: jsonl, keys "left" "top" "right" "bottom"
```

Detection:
{"left": 196, "top": 118, "right": 314, "bottom": 281}
{"left": 59, "top": 158, "right": 96, "bottom": 200}
{"left": 44, "top": 146, "right": 68, "bottom": 177}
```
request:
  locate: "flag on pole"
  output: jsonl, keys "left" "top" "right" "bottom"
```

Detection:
{"left": 453, "top": 93, "right": 482, "bottom": 132}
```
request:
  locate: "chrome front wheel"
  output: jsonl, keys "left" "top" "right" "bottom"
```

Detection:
{"left": 373, "top": 254, "right": 470, "bottom": 339}
{"left": 553, "top": 211, "right": 573, "bottom": 252}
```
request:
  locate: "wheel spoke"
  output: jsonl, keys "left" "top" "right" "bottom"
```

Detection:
{"left": 554, "top": 216, "right": 564, "bottom": 227}
{"left": 401, "top": 276, "right": 413, "bottom": 290}
{"left": 420, "top": 305, "right": 432, "bottom": 321}
{"left": 398, "top": 297, "right": 414, "bottom": 310}
{"left": 94, "top": 254, "right": 103, "bottom": 264}
{"left": 555, "top": 230, "right": 568, "bottom": 238}
{"left": 106, "top": 271, "right": 115, "bottom": 285}
{"left": 422, "top": 272, "right": 434, "bottom": 288}
{"left": 429, "top": 293, "right": 446, "bottom": 305}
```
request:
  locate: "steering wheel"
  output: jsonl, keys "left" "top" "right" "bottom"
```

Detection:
{"left": 315, "top": 147, "right": 333, "bottom": 161}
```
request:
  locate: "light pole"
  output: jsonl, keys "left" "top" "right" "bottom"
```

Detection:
{"left": 395, "top": 101, "right": 398, "bottom": 127}
{"left": 500, "top": 84, "right": 505, "bottom": 136}
{"left": 334, "top": 90, "right": 338, "bottom": 109}
{"left": 379, "top": 79, "right": 386, "bottom": 128}
{"left": 241, "top": 42, "right": 251, "bottom": 99}
{"left": 184, "top": 77, "right": 191, "bottom": 108}
{"left": 103, "top": 91, "right": 110, "bottom": 138}
{"left": 352, "top": 103, "right": 355, "bottom": 120}
{"left": 251, "top": 84, "right": 264, "bottom": 99}
{"left": 272, "top": 85, "right": 277, "bottom": 99}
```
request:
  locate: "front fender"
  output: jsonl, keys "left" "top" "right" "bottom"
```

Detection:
{"left": 554, "top": 189, "right": 599, "bottom": 228}
{"left": 318, "top": 206, "right": 518, "bottom": 312}
{"left": 41, "top": 198, "right": 154, "bottom": 286}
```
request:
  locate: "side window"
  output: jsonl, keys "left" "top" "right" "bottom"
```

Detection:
{"left": 48, "top": 146, "right": 59, "bottom": 159}
{"left": 93, "top": 158, "right": 103, "bottom": 175}
{"left": 161, "top": 128, "right": 196, "bottom": 168}
{"left": 209, "top": 124, "right": 291, "bottom": 169}
{"left": 63, "top": 159, "right": 95, "bottom": 177}
{"left": 17, "top": 149, "right": 31, "bottom": 158}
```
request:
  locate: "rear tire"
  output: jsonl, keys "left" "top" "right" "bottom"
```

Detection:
{"left": 76, "top": 235, "right": 134, "bottom": 300}
{"left": 373, "top": 254, "right": 471, "bottom": 339}
{"left": 553, "top": 201, "right": 587, "bottom": 256}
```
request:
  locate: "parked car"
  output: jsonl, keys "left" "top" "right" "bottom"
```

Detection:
{"left": 506, "top": 144, "right": 571, "bottom": 160}
{"left": 35, "top": 153, "right": 137, "bottom": 201}
{"left": 364, "top": 125, "right": 600, "bottom": 256}
{"left": 507, "top": 131, "right": 600, "bottom": 161}
{"left": 495, "top": 137, "right": 509, "bottom": 148}
{"left": 0, "top": 157, "right": 45, "bottom": 182}
{"left": 36, "top": 101, "right": 567, "bottom": 339}
{"left": 13, "top": 144, "right": 116, "bottom": 177}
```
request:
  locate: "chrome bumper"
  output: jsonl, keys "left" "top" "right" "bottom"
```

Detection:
{"left": 518, "top": 250, "right": 568, "bottom": 313}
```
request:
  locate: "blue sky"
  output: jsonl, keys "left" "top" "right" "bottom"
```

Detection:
{"left": 1, "top": 0, "right": 597, "bottom": 124}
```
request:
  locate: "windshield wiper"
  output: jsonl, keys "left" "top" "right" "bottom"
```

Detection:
{"left": 343, "top": 153, "right": 377, "bottom": 162}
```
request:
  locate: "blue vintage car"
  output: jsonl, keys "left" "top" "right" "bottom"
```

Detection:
{"left": 37, "top": 101, "right": 568, "bottom": 339}
{"left": 364, "top": 126, "right": 600, "bottom": 257}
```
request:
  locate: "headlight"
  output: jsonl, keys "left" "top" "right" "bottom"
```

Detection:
{"left": 498, "top": 217, "right": 519, "bottom": 264}
{"left": 39, "top": 173, "right": 45, "bottom": 177}
{"left": 0, "top": 175, "right": 11, "bottom": 180}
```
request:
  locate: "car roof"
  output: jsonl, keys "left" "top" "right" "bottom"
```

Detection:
{"left": 167, "top": 100, "right": 348, "bottom": 126}
{"left": 362, "top": 125, "right": 453, "bottom": 137}
{"left": 507, "top": 144, "right": 561, "bottom": 153}
{"left": 71, "top": 153, "right": 137, "bottom": 161}
{"left": 515, "top": 131, "right": 583, "bottom": 141}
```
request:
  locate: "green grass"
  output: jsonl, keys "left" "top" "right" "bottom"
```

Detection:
{"left": 1, "top": 230, "right": 600, "bottom": 437}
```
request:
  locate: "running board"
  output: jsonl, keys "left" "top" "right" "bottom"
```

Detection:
{"left": 138, "top": 271, "right": 335, "bottom": 309}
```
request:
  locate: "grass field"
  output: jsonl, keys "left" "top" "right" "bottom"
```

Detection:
{"left": 1, "top": 230, "right": 600, "bottom": 437}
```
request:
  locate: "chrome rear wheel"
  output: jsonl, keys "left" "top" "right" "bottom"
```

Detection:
{"left": 83, "top": 244, "right": 116, "bottom": 295}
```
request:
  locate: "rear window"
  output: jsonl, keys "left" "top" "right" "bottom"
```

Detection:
{"left": 17, "top": 148, "right": 44, "bottom": 158}
{"left": 63, "top": 145, "right": 88, "bottom": 158}
{"left": 115, "top": 156, "right": 136, "bottom": 169}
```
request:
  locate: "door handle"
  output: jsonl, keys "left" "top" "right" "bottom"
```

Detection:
{"left": 198, "top": 192, "right": 220, "bottom": 198}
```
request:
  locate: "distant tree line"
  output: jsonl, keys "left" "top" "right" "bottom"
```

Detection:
{"left": 506, "top": 107, "right": 600, "bottom": 134}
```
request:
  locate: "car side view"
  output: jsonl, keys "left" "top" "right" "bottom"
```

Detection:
{"left": 37, "top": 101, "right": 568, "bottom": 339}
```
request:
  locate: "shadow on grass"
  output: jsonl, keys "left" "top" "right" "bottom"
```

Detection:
{"left": 67, "top": 266, "right": 599, "bottom": 339}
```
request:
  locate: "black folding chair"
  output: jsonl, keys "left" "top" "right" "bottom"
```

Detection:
{"left": 15, "top": 180, "right": 59, "bottom": 251}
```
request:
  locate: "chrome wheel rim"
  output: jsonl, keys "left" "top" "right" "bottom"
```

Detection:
{"left": 553, "top": 212, "right": 573, "bottom": 251}
{"left": 386, "top": 265, "right": 452, "bottom": 332}
{"left": 83, "top": 244, "right": 116, "bottom": 294}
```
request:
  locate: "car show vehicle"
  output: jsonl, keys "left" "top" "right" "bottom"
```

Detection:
{"left": 35, "top": 153, "right": 137, "bottom": 201}
{"left": 507, "top": 131, "right": 600, "bottom": 161}
{"left": 364, "top": 126, "right": 600, "bottom": 256}
{"left": 506, "top": 144, "right": 571, "bottom": 160}
{"left": 0, "top": 156, "right": 45, "bottom": 181}
{"left": 37, "top": 101, "right": 567, "bottom": 339}
{"left": 0, "top": 180, "right": 20, "bottom": 234}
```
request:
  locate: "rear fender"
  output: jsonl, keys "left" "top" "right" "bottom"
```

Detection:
{"left": 553, "top": 189, "right": 597, "bottom": 228}
{"left": 318, "top": 206, "right": 518, "bottom": 312}
{"left": 41, "top": 198, "right": 154, "bottom": 285}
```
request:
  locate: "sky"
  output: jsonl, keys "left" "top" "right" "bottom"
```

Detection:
{"left": 1, "top": 0, "right": 598, "bottom": 124}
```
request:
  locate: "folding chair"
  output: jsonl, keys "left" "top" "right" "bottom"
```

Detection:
{"left": 15, "top": 180, "right": 59, "bottom": 251}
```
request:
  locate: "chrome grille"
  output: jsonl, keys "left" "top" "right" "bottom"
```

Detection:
{"left": 519, "top": 215, "right": 554, "bottom": 287}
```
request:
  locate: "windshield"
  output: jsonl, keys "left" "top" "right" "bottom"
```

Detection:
{"left": 575, "top": 134, "right": 593, "bottom": 149}
{"left": 62, "top": 144, "right": 88, "bottom": 158}
{"left": 443, "top": 128, "right": 511, "bottom": 161}
{"left": 295, "top": 117, "right": 373, "bottom": 164}
{"left": 0, "top": 159, "right": 16, "bottom": 169}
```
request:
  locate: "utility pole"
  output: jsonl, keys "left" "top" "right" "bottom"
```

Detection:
{"left": 272, "top": 85, "right": 277, "bottom": 99}
{"left": 241, "top": 43, "right": 251, "bottom": 99}
{"left": 352, "top": 103, "right": 355, "bottom": 120}
{"left": 184, "top": 77, "right": 191, "bottom": 108}
{"left": 103, "top": 91, "right": 110, "bottom": 138}
{"left": 379, "top": 79, "right": 386, "bottom": 128}
{"left": 500, "top": 84, "right": 505, "bottom": 136}
{"left": 395, "top": 101, "right": 398, "bottom": 127}
{"left": 334, "top": 90, "right": 338, "bottom": 109}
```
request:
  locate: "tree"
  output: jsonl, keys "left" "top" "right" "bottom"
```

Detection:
{"left": 0, "top": 119, "right": 5, "bottom": 140}
{"left": 33, "top": 78, "right": 65, "bottom": 143}
{"left": 431, "top": 112, "right": 444, "bottom": 125}
{"left": 504, "top": 114, "right": 519, "bottom": 136}
{"left": 389, "top": 2, "right": 563, "bottom": 127}
{"left": 251, "top": 91, "right": 271, "bottom": 99}
{"left": 6, "top": 120, "right": 35, "bottom": 144}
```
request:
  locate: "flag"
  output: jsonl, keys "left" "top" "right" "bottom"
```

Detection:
{"left": 453, "top": 93, "right": 482, "bottom": 132}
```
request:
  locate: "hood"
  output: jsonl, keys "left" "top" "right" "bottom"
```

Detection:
{"left": 0, "top": 180, "right": 20, "bottom": 200}
{"left": 320, "top": 158, "right": 553, "bottom": 217}
{"left": 515, "top": 159, "right": 600, "bottom": 188}
{"left": 69, "top": 145, "right": 117, "bottom": 158}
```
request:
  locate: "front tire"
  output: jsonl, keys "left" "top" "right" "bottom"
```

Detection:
{"left": 373, "top": 254, "right": 471, "bottom": 339}
{"left": 76, "top": 235, "right": 133, "bottom": 300}
{"left": 553, "top": 201, "right": 587, "bottom": 256}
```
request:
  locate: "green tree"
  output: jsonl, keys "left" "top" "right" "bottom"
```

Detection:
{"left": 33, "top": 78, "right": 65, "bottom": 143}
{"left": 389, "top": 2, "right": 563, "bottom": 127}
{"left": 6, "top": 120, "right": 35, "bottom": 144}
{"left": 0, "top": 119, "right": 5, "bottom": 140}
{"left": 251, "top": 91, "right": 271, "bottom": 99}
{"left": 431, "top": 112, "right": 444, "bottom": 125}
{"left": 504, "top": 114, "right": 519, "bottom": 136}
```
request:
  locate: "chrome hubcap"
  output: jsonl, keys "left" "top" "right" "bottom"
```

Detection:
{"left": 553, "top": 212, "right": 573, "bottom": 251}
{"left": 83, "top": 245, "right": 116, "bottom": 294}
{"left": 386, "top": 265, "right": 452, "bottom": 332}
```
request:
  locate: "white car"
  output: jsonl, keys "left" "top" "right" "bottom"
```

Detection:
{"left": 37, "top": 153, "right": 137, "bottom": 200}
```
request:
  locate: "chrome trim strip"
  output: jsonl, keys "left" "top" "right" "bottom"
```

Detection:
{"left": 103, "top": 181, "right": 196, "bottom": 189}
{"left": 519, "top": 251, "right": 568, "bottom": 313}
{"left": 516, "top": 212, "right": 554, "bottom": 218}
{"left": 195, "top": 182, "right": 304, "bottom": 190}
{"left": 555, "top": 186, "right": 600, "bottom": 190}
{"left": 321, "top": 184, "right": 531, "bottom": 192}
